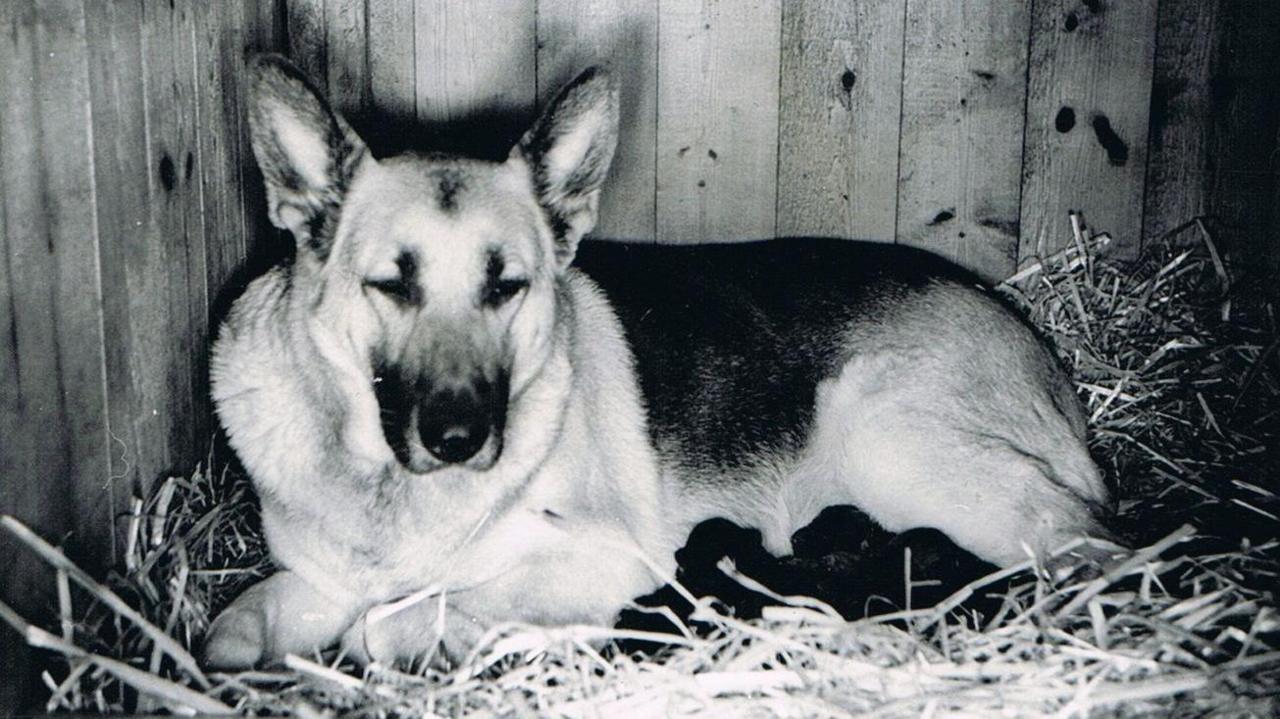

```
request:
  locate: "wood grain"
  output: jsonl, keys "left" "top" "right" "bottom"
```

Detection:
{"left": 82, "top": 0, "right": 152, "bottom": 530}
{"left": 1, "top": 4, "right": 117, "bottom": 707}
{"left": 414, "top": 0, "right": 537, "bottom": 156}
{"left": 777, "top": 0, "right": 905, "bottom": 242}
{"left": 194, "top": 0, "right": 250, "bottom": 317}
{"left": 324, "top": 0, "right": 371, "bottom": 114}
{"left": 895, "top": 0, "right": 1030, "bottom": 281}
{"left": 1, "top": 4, "right": 276, "bottom": 709}
{"left": 137, "top": 0, "right": 209, "bottom": 482}
{"left": 0, "top": 0, "right": 110, "bottom": 552}
{"left": 1019, "top": 0, "right": 1157, "bottom": 263}
{"left": 1202, "top": 1, "right": 1280, "bottom": 269}
{"left": 249, "top": 0, "right": 284, "bottom": 54}
{"left": 286, "top": 0, "right": 327, "bottom": 85}
{"left": 656, "top": 0, "right": 782, "bottom": 243}
{"left": 368, "top": 0, "right": 416, "bottom": 120}
{"left": 537, "top": 0, "right": 659, "bottom": 241}
{"left": 1141, "top": 0, "right": 1217, "bottom": 246}
{"left": 0, "top": 6, "right": 105, "bottom": 710}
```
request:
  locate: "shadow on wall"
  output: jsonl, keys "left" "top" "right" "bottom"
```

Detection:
{"left": 344, "top": 107, "right": 536, "bottom": 162}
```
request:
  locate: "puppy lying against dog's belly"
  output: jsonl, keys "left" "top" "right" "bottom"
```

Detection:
{"left": 204, "top": 55, "right": 1119, "bottom": 668}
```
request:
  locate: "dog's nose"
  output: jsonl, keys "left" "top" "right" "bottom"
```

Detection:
{"left": 418, "top": 387, "right": 491, "bottom": 464}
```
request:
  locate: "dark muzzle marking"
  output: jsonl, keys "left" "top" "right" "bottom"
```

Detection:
{"left": 418, "top": 383, "right": 493, "bottom": 464}
{"left": 376, "top": 360, "right": 510, "bottom": 468}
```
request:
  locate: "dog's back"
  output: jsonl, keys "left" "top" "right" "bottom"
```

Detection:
{"left": 575, "top": 238, "right": 980, "bottom": 470}
{"left": 575, "top": 238, "right": 1110, "bottom": 564}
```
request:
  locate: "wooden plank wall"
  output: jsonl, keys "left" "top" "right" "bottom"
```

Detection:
{"left": 1144, "top": 0, "right": 1280, "bottom": 273}
{"left": 1020, "top": 0, "right": 1158, "bottom": 263}
{"left": 274, "top": 0, "right": 1274, "bottom": 282}
{"left": 896, "top": 0, "right": 1031, "bottom": 276}
{"left": 777, "top": 0, "right": 905, "bottom": 241}
{"left": 0, "top": 1, "right": 280, "bottom": 713}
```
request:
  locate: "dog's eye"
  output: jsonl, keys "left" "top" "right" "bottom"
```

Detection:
{"left": 363, "top": 277, "right": 416, "bottom": 304}
{"left": 484, "top": 278, "right": 529, "bottom": 307}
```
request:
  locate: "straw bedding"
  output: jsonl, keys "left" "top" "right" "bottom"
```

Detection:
{"left": 2, "top": 215, "right": 1277, "bottom": 717}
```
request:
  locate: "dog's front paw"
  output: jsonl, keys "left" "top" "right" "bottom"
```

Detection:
{"left": 340, "top": 611, "right": 447, "bottom": 667}
{"left": 339, "top": 615, "right": 380, "bottom": 665}
{"left": 341, "top": 599, "right": 486, "bottom": 668}
{"left": 203, "top": 605, "right": 268, "bottom": 670}
{"left": 201, "top": 571, "right": 359, "bottom": 670}
{"left": 340, "top": 613, "right": 433, "bottom": 666}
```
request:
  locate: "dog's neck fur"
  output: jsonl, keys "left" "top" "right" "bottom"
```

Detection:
{"left": 211, "top": 263, "right": 674, "bottom": 605}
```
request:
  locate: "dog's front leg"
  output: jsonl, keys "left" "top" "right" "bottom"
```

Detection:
{"left": 203, "top": 570, "right": 360, "bottom": 669}
{"left": 340, "top": 592, "right": 485, "bottom": 668}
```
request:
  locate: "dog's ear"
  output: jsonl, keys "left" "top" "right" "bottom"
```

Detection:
{"left": 514, "top": 67, "right": 619, "bottom": 270}
{"left": 247, "top": 54, "right": 368, "bottom": 260}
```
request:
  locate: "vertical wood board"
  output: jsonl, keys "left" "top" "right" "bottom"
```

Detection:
{"left": 82, "top": 0, "right": 154, "bottom": 526}
{"left": 896, "top": 0, "right": 1030, "bottom": 281}
{"left": 1, "top": 8, "right": 111, "bottom": 709}
{"left": 286, "top": 0, "right": 327, "bottom": 87}
{"left": 656, "top": 0, "right": 782, "bottom": 243}
{"left": 414, "top": 0, "right": 537, "bottom": 155}
{"left": 1019, "top": 0, "right": 1157, "bottom": 263}
{"left": 1203, "top": 1, "right": 1280, "bottom": 268}
{"left": 777, "top": 0, "right": 905, "bottom": 242}
{"left": 325, "top": 0, "right": 371, "bottom": 114}
{"left": 368, "top": 0, "right": 416, "bottom": 120}
{"left": 537, "top": 0, "right": 659, "bottom": 241}
{"left": 0, "top": 0, "right": 80, "bottom": 583}
{"left": 135, "top": 0, "right": 209, "bottom": 479}
{"left": 250, "top": 0, "right": 284, "bottom": 53}
{"left": 0, "top": 9, "right": 49, "bottom": 704}
{"left": 195, "top": 0, "right": 250, "bottom": 321}
{"left": 1142, "top": 0, "right": 1217, "bottom": 245}
{"left": 0, "top": 0, "right": 111, "bottom": 551}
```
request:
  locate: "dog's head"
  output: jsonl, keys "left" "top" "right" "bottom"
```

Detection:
{"left": 246, "top": 55, "right": 618, "bottom": 473}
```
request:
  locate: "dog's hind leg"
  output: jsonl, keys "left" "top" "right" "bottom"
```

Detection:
{"left": 803, "top": 348, "right": 1118, "bottom": 569}
{"left": 203, "top": 571, "right": 360, "bottom": 669}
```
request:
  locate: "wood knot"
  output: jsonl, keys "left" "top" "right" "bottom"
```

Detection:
{"left": 159, "top": 154, "right": 177, "bottom": 192}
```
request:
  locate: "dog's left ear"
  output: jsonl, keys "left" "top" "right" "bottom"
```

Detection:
{"left": 514, "top": 67, "right": 619, "bottom": 270}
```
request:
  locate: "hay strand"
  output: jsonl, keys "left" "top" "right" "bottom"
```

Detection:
{"left": 0, "top": 515, "right": 210, "bottom": 687}
{"left": 0, "top": 599, "right": 231, "bottom": 715}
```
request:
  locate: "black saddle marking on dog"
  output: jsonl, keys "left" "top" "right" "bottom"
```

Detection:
{"left": 575, "top": 238, "right": 976, "bottom": 473}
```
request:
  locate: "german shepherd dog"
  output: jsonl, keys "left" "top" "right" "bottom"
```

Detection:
{"left": 204, "top": 55, "right": 1116, "bottom": 668}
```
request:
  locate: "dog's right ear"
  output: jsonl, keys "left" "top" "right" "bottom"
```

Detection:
{"left": 514, "top": 67, "right": 619, "bottom": 271}
{"left": 247, "top": 54, "right": 368, "bottom": 260}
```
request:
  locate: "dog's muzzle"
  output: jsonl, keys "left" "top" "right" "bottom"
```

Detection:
{"left": 375, "top": 364, "right": 509, "bottom": 472}
{"left": 418, "top": 383, "right": 494, "bottom": 464}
